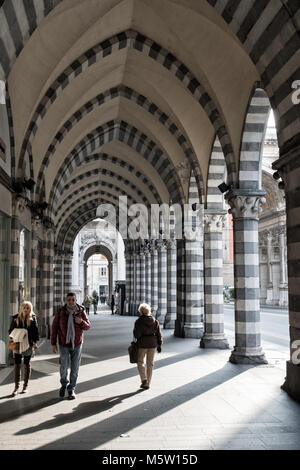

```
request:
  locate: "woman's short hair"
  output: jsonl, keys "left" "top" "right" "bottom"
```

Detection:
{"left": 138, "top": 303, "right": 151, "bottom": 316}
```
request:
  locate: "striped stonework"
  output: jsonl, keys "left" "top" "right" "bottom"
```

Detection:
{"left": 225, "top": 190, "right": 267, "bottom": 364}
{"left": 201, "top": 212, "right": 229, "bottom": 349}
{"left": 17, "top": 29, "right": 235, "bottom": 187}
{"left": 30, "top": 219, "right": 41, "bottom": 311}
{"left": 54, "top": 250, "right": 63, "bottom": 313}
{"left": 239, "top": 88, "right": 270, "bottom": 190}
{"left": 139, "top": 249, "right": 146, "bottom": 305}
{"left": 174, "top": 237, "right": 185, "bottom": 338}
{"left": 10, "top": 213, "right": 20, "bottom": 316}
{"left": 41, "top": 227, "right": 54, "bottom": 337}
{"left": 164, "top": 237, "right": 177, "bottom": 329}
{"left": 157, "top": 239, "right": 167, "bottom": 325}
{"left": 63, "top": 251, "right": 73, "bottom": 299}
{"left": 144, "top": 245, "right": 151, "bottom": 305}
{"left": 205, "top": 1, "right": 300, "bottom": 155}
{"left": 273, "top": 145, "right": 300, "bottom": 401}
{"left": 35, "top": 86, "right": 202, "bottom": 197}
{"left": 135, "top": 249, "right": 141, "bottom": 316}
{"left": 49, "top": 120, "right": 184, "bottom": 212}
{"left": 124, "top": 248, "right": 131, "bottom": 315}
{"left": 207, "top": 136, "right": 226, "bottom": 210}
{"left": 150, "top": 241, "right": 158, "bottom": 318}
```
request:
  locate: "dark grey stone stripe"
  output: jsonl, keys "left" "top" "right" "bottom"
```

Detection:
{"left": 3, "top": 0, "right": 23, "bottom": 56}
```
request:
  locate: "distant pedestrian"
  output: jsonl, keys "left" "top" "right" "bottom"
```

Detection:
{"left": 51, "top": 293, "right": 90, "bottom": 399}
{"left": 111, "top": 294, "right": 115, "bottom": 314}
{"left": 9, "top": 301, "right": 39, "bottom": 396}
{"left": 133, "top": 303, "right": 163, "bottom": 390}
{"left": 83, "top": 295, "right": 92, "bottom": 315}
{"left": 93, "top": 296, "right": 98, "bottom": 314}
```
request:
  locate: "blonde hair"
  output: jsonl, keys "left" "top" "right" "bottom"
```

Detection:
{"left": 16, "top": 301, "right": 34, "bottom": 328}
{"left": 138, "top": 303, "right": 151, "bottom": 316}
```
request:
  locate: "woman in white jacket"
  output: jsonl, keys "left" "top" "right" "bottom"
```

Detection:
{"left": 9, "top": 301, "right": 39, "bottom": 396}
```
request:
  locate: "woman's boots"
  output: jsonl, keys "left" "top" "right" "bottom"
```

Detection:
{"left": 12, "top": 363, "right": 21, "bottom": 396}
{"left": 22, "top": 363, "right": 31, "bottom": 393}
{"left": 12, "top": 363, "right": 31, "bottom": 396}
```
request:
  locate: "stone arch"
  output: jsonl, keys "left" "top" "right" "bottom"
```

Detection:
{"left": 238, "top": 87, "right": 271, "bottom": 190}
{"left": 48, "top": 120, "right": 185, "bottom": 212}
{"left": 206, "top": 135, "right": 226, "bottom": 211}
{"left": 83, "top": 243, "right": 115, "bottom": 302}
{"left": 35, "top": 85, "right": 203, "bottom": 199}
{"left": 17, "top": 29, "right": 236, "bottom": 187}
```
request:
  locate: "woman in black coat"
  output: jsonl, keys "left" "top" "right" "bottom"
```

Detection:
{"left": 9, "top": 301, "right": 39, "bottom": 396}
{"left": 133, "top": 303, "right": 163, "bottom": 389}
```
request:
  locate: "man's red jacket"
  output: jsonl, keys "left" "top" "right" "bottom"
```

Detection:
{"left": 51, "top": 304, "right": 91, "bottom": 348}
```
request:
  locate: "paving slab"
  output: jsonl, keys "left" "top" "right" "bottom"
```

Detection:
{"left": 0, "top": 312, "right": 299, "bottom": 451}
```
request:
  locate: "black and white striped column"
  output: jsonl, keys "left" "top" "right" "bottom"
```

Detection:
{"left": 273, "top": 148, "right": 300, "bottom": 401}
{"left": 145, "top": 244, "right": 151, "bottom": 305}
{"left": 42, "top": 227, "right": 54, "bottom": 337}
{"left": 200, "top": 212, "right": 229, "bottom": 349}
{"left": 226, "top": 190, "right": 267, "bottom": 364}
{"left": 135, "top": 249, "right": 141, "bottom": 315}
{"left": 63, "top": 251, "right": 73, "bottom": 299}
{"left": 150, "top": 241, "right": 158, "bottom": 317}
{"left": 10, "top": 213, "right": 20, "bottom": 316}
{"left": 30, "top": 219, "right": 40, "bottom": 312}
{"left": 125, "top": 248, "right": 132, "bottom": 315}
{"left": 140, "top": 248, "right": 146, "bottom": 304}
{"left": 157, "top": 239, "right": 167, "bottom": 325}
{"left": 164, "top": 237, "right": 177, "bottom": 329}
{"left": 54, "top": 250, "right": 63, "bottom": 313}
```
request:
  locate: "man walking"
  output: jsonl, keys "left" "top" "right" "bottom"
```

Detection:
{"left": 51, "top": 293, "right": 91, "bottom": 399}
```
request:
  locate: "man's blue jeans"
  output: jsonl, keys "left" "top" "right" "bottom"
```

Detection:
{"left": 59, "top": 344, "right": 82, "bottom": 392}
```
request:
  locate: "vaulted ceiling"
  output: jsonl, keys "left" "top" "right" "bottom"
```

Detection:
{"left": 1, "top": 0, "right": 298, "bottom": 246}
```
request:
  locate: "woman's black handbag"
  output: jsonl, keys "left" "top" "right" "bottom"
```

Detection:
{"left": 128, "top": 341, "right": 138, "bottom": 363}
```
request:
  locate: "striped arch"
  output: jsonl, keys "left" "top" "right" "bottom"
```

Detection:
{"left": 59, "top": 203, "right": 141, "bottom": 253}
{"left": 54, "top": 152, "right": 162, "bottom": 211}
{"left": 49, "top": 120, "right": 185, "bottom": 211}
{"left": 57, "top": 181, "right": 137, "bottom": 219}
{"left": 206, "top": 136, "right": 226, "bottom": 211}
{"left": 0, "top": 0, "right": 62, "bottom": 79}
{"left": 4, "top": 83, "right": 16, "bottom": 178}
{"left": 35, "top": 85, "right": 203, "bottom": 199}
{"left": 205, "top": 0, "right": 300, "bottom": 154}
{"left": 239, "top": 87, "right": 271, "bottom": 190}
{"left": 17, "top": 29, "right": 236, "bottom": 186}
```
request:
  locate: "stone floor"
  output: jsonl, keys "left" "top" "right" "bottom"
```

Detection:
{"left": 1, "top": 308, "right": 300, "bottom": 451}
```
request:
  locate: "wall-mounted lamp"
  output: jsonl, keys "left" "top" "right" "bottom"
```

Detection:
{"left": 218, "top": 182, "right": 230, "bottom": 194}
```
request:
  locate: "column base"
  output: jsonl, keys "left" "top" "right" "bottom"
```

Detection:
{"left": 229, "top": 349, "right": 268, "bottom": 365}
{"left": 184, "top": 324, "right": 203, "bottom": 339}
{"left": 200, "top": 334, "right": 229, "bottom": 349}
{"left": 281, "top": 360, "right": 300, "bottom": 403}
{"left": 164, "top": 319, "right": 175, "bottom": 329}
{"left": 174, "top": 319, "right": 184, "bottom": 338}
{"left": 155, "top": 312, "right": 166, "bottom": 325}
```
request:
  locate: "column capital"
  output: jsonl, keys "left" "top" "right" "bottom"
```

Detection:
{"left": 204, "top": 211, "right": 226, "bottom": 232}
{"left": 156, "top": 239, "right": 167, "bottom": 252}
{"left": 12, "top": 194, "right": 28, "bottom": 216}
{"left": 225, "top": 190, "right": 266, "bottom": 219}
{"left": 166, "top": 238, "right": 177, "bottom": 250}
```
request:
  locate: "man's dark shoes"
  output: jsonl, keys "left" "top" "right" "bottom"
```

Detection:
{"left": 59, "top": 386, "right": 66, "bottom": 398}
{"left": 68, "top": 390, "right": 76, "bottom": 400}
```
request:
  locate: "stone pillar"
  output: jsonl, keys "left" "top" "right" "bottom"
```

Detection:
{"left": 164, "top": 237, "right": 177, "bottom": 329}
{"left": 273, "top": 146, "right": 300, "bottom": 401}
{"left": 108, "top": 260, "right": 113, "bottom": 302}
{"left": 157, "top": 239, "right": 167, "bottom": 325}
{"left": 145, "top": 245, "right": 151, "bottom": 305}
{"left": 266, "top": 231, "right": 274, "bottom": 305}
{"left": 10, "top": 197, "right": 26, "bottom": 315}
{"left": 279, "top": 226, "right": 288, "bottom": 307}
{"left": 200, "top": 212, "right": 229, "bottom": 349}
{"left": 41, "top": 225, "right": 54, "bottom": 338}
{"left": 30, "top": 219, "right": 41, "bottom": 312}
{"left": 150, "top": 241, "right": 158, "bottom": 317}
{"left": 225, "top": 190, "right": 267, "bottom": 364}
{"left": 54, "top": 250, "right": 63, "bottom": 313}
{"left": 135, "top": 250, "right": 141, "bottom": 315}
{"left": 125, "top": 250, "right": 131, "bottom": 314}
{"left": 63, "top": 251, "right": 73, "bottom": 298}
{"left": 140, "top": 249, "right": 146, "bottom": 304}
